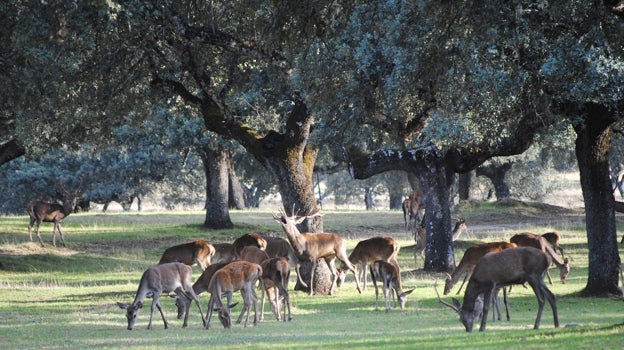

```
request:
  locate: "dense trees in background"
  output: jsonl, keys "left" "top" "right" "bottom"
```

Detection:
{"left": 1, "top": 1, "right": 623, "bottom": 295}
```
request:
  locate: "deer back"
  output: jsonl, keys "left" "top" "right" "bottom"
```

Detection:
{"left": 240, "top": 245, "right": 270, "bottom": 265}
{"left": 212, "top": 243, "right": 235, "bottom": 264}
{"left": 264, "top": 236, "right": 297, "bottom": 265}
{"left": 510, "top": 232, "right": 546, "bottom": 250}
{"left": 298, "top": 232, "right": 346, "bottom": 260}
{"left": 232, "top": 233, "right": 267, "bottom": 258}
{"left": 208, "top": 260, "right": 262, "bottom": 293}
{"left": 158, "top": 240, "right": 215, "bottom": 268}
{"left": 28, "top": 201, "right": 67, "bottom": 222}
{"left": 350, "top": 236, "right": 398, "bottom": 264}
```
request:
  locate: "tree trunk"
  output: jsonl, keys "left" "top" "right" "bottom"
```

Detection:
{"left": 364, "top": 187, "right": 374, "bottom": 210}
{"left": 476, "top": 161, "right": 512, "bottom": 200}
{"left": 199, "top": 144, "right": 233, "bottom": 229}
{"left": 458, "top": 170, "right": 474, "bottom": 200}
{"left": 227, "top": 154, "right": 245, "bottom": 210}
{"left": 572, "top": 103, "right": 622, "bottom": 296}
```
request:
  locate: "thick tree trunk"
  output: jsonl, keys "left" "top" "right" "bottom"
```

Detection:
{"left": 0, "top": 139, "right": 25, "bottom": 166}
{"left": 573, "top": 103, "right": 622, "bottom": 296}
{"left": 200, "top": 145, "right": 233, "bottom": 229}
{"left": 476, "top": 161, "right": 512, "bottom": 200}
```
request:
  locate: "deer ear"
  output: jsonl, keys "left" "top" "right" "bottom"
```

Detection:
{"left": 136, "top": 301, "right": 143, "bottom": 309}
{"left": 117, "top": 302, "right": 129, "bottom": 310}
{"left": 403, "top": 289, "right": 414, "bottom": 296}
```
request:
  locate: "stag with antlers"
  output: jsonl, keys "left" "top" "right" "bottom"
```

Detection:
{"left": 436, "top": 247, "right": 559, "bottom": 332}
{"left": 272, "top": 210, "right": 362, "bottom": 295}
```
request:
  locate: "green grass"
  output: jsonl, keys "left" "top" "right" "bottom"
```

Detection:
{"left": 0, "top": 207, "right": 623, "bottom": 349}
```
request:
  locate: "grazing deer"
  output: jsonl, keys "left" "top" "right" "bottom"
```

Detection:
{"left": 27, "top": 197, "right": 78, "bottom": 247}
{"left": 370, "top": 260, "right": 414, "bottom": 312}
{"left": 211, "top": 243, "right": 235, "bottom": 264}
{"left": 437, "top": 247, "right": 559, "bottom": 332}
{"left": 117, "top": 262, "right": 205, "bottom": 330}
{"left": 541, "top": 231, "right": 565, "bottom": 258}
{"left": 174, "top": 262, "right": 230, "bottom": 319}
{"left": 444, "top": 241, "right": 517, "bottom": 295}
{"left": 273, "top": 210, "right": 362, "bottom": 295}
{"left": 232, "top": 233, "right": 267, "bottom": 259}
{"left": 158, "top": 240, "right": 216, "bottom": 271}
{"left": 510, "top": 232, "right": 570, "bottom": 284}
{"left": 402, "top": 189, "right": 425, "bottom": 235}
{"left": 205, "top": 260, "right": 263, "bottom": 329}
{"left": 414, "top": 218, "right": 468, "bottom": 266}
{"left": 260, "top": 257, "right": 292, "bottom": 322}
{"left": 336, "top": 236, "right": 400, "bottom": 291}
{"left": 239, "top": 245, "right": 270, "bottom": 265}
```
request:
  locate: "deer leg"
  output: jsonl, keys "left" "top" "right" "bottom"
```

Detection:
{"left": 205, "top": 295, "right": 215, "bottom": 329}
{"left": 28, "top": 218, "right": 35, "bottom": 242}
{"left": 528, "top": 281, "right": 546, "bottom": 330}
{"left": 542, "top": 284, "right": 559, "bottom": 328}
{"left": 327, "top": 258, "right": 338, "bottom": 295}
{"left": 260, "top": 282, "right": 266, "bottom": 321}
{"left": 55, "top": 221, "right": 67, "bottom": 247}
{"left": 545, "top": 269, "right": 553, "bottom": 285}
{"left": 478, "top": 286, "right": 495, "bottom": 332}
{"left": 35, "top": 221, "right": 45, "bottom": 247}
{"left": 309, "top": 260, "right": 316, "bottom": 296}
{"left": 252, "top": 287, "right": 259, "bottom": 326}
{"left": 282, "top": 285, "right": 292, "bottom": 321}
{"left": 361, "top": 262, "right": 367, "bottom": 291}
{"left": 456, "top": 274, "right": 470, "bottom": 295}
{"left": 382, "top": 280, "right": 390, "bottom": 312}
{"left": 295, "top": 262, "right": 309, "bottom": 289}
{"left": 503, "top": 286, "right": 510, "bottom": 321}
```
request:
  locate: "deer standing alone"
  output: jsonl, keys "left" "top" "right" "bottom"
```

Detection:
{"left": 158, "top": 240, "right": 216, "bottom": 271}
{"left": 205, "top": 260, "right": 263, "bottom": 329}
{"left": 370, "top": 260, "right": 414, "bottom": 312}
{"left": 437, "top": 247, "right": 559, "bottom": 332}
{"left": 27, "top": 196, "right": 79, "bottom": 247}
{"left": 510, "top": 232, "right": 570, "bottom": 284}
{"left": 336, "top": 236, "right": 399, "bottom": 291}
{"left": 260, "top": 257, "right": 292, "bottom": 322}
{"left": 273, "top": 211, "right": 362, "bottom": 295}
{"left": 117, "top": 262, "right": 205, "bottom": 330}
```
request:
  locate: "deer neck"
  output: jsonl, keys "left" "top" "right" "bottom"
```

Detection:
{"left": 544, "top": 244, "right": 564, "bottom": 266}
{"left": 281, "top": 224, "right": 307, "bottom": 253}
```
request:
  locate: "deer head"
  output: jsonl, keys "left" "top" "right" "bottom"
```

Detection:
{"left": 434, "top": 280, "right": 484, "bottom": 332}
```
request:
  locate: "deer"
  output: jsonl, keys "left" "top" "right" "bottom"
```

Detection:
{"left": 260, "top": 257, "right": 292, "bottom": 322}
{"left": 27, "top": 194, "right": 80, "bottom": 248}
{"left": 205, "top": 260, "right": 263, "bottom": 329}
{"left": 414, "top": 218, "right": 468, "bottom": 266}
{"left": 117, "top": 262, "right": 205, "bottom": 330}
{"left": 211, "top": 243, "right": 235, "bottom": 264}
{"left": 402, "top": 189, "right": 425, "bottom": 235}
{"left": 370, "top": 260, "right": 414, "bottom": 312}
{"left": 174, "top": 262, "right": 230, "bottom": 319}
{"left": 272, "top": 210, "right": 362, "bottom": 296}
{"left": 336, "top": 236, "right": 400, "bottom": 291}
{"left": 541, "top": 231, "right": 565, "bottom": 258}
{"left": 239, "top": 245, "right": 270, "bottom": 265}
{"left": 436, "top": 246, "right": 559, "bottom": 332}
{"left": 232, "top": 233, "right": 267, "bottom": 259}
{"left": 510, "top": 232, "right": 570, "bottom": 285}
{"left": 158, "top": 240, "right": 216, "bottom": 271}
{"left": 444, "top": 241, "right": 518, "bottom": 296}
{"left": 264, "top": 236, "right": 298, "bottom": 266}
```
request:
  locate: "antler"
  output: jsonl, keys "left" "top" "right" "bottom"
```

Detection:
{"left": 434, "top": 279, "right": 459, "bottom": 312}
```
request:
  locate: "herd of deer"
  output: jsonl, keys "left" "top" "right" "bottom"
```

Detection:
{"left": 27, "top": 191, "right": 569, "bottom": 333}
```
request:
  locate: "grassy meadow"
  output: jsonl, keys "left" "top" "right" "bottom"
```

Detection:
{"left": 0, "top": 203, "right": 623, "bottom": 349}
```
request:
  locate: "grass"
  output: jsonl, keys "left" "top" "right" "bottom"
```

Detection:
{"left": 0, "top": 205, "right": 623, "bottom": 349}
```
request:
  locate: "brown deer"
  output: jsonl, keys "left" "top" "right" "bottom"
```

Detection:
{"left": 370, "top": 260, "right": 414, "bottom": 312}
{"left": 444, "top": 241, "right": 517, "bottom": 295}
{"left": 414, "top": 218, "right": 468, "bottom": 266}
{"left": 158, "top": 240, "right": 216, "bottom": 271}
{"left": 260, "top": 257, "right": 292, "bottom": 322}
{"left": 264, "top": 236, "right": 298, "bottom": 266}
{"left": 437, "top": 247, "right": 559, "bottom": 332}
{"left": 27, "top": 196, "right": 79, "bottom": 247}
{"left": 336, "top": 236, "right": 400, "bottom": 291}
{"left": 541, "top": 231, "right": 565, "bottom": 258}
{"left": 402, "top": 189, "right": 425, "bottom": 235}
{"left": 211, "top": 243, "right": 235, "bottom": 264}
{"left": 117, "top": 262, "right": 205, "bottom": 330}
{"left": 239, "top": 246, "right": 270, "bottom": 265}
{"left": 272, "top": 211, "right": 362, "bottom": 295}
{"left": 232, "top": 233, "right": 267, "bottom": 259}
{"left": 205, "top": 260, "right": 263, "bottom": 329}
{"left": 510, "top": 232, "right": 570, "bottom": 284}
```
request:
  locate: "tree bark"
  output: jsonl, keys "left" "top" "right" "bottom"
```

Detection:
{"left": 199, "top": 144, "right": 234, "bottom": 229}
{"left": 227, "top": 154, "right": 245, "bottom": 210}
{"left": 458, "top": 170, "right": 474, "bottom": 200}
{"left": 572, "top": 102, "right": 622, "bottom": 296}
